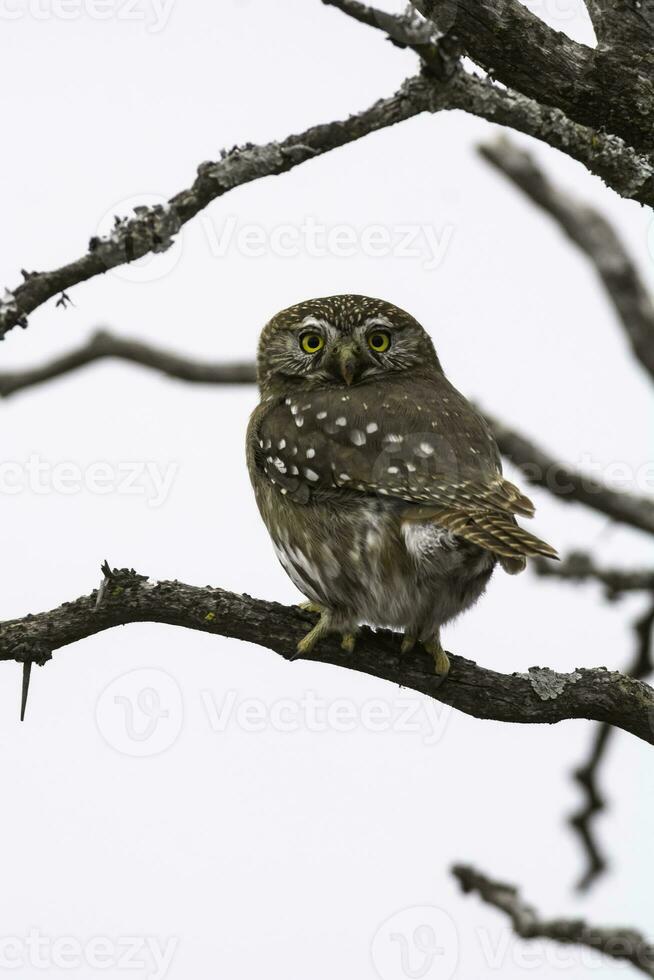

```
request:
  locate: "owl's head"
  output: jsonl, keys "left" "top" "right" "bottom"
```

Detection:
{"left": 256, "top": 294, "right": 442, "bottom": 394}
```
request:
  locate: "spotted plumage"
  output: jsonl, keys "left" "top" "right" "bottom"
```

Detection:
{"left": 247, "top": 295, "right": 557, "bottom": 673}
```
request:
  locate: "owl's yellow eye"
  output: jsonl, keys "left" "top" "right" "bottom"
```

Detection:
{"left": 300, "top": 332, "right": 325, "bottom": 354}
{"left": 368, "top": 330, "right": 391, "bottom": 353}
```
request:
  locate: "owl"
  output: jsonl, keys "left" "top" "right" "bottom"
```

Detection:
{"left": 246, "top": 295, "right": 557, "bottom": 677}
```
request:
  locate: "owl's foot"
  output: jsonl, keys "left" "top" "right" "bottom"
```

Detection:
{"left": 294, "top": 606, "right": 357, "bottom": 659}
{"left": 400, "top": 633, "right": 417, "bottom": 655}
{"left": 423, "top": 636, "right": 450, "bottom": 680}
{"left": 294, "top": 605, "right": 332, "bottom": 659}
{"left": 298, "top": 601, "right": 323, "bottom": 615}
{"left": 340, "top": 631, "right": 357, "bottom": 654}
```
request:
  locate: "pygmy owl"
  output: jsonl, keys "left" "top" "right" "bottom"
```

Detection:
{"left": 246, "top": 295, "right": 557, "bottom": 676}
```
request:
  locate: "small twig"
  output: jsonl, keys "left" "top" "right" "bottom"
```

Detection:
{"left": 569, "top": 601, "right": 654, "bottom": 891}
{"left": 322, "top": 0, "right": 462, "bottom": 78}
{"left": 453, "top": 864, "right": 654, "bottom": 977}
{"left": 20, "top": 662, "right": 32, "bottom": 722}
{"left": 55, "top": 290, "right": 74, "bottom": 310}
{"left": 11, "top": 642, "right": 52, "bottom": 723}
{"left": 534, "top": 552, "right": 654, "bottom": 599}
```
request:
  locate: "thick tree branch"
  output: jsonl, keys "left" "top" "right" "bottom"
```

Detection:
{"left": 534, "top": 552, "right": 654, "bottom": 598}
{"left": 4, "top": 565, "right": 654, "bottom": 743}
{"left": 447, "top": 75, "right": 654, "bottom": 207}
{"left": 584, "top": 0, "right": 654, "bottom": 44}
{"left": 3, "top": 331, "right": 653, "bottom": 538}
{"left": 453, "top": 864, "right": 654, "bottom": 976}
{"left": 412, "top": 0, "right": 654, "bottom": 154}
{"left": 326, "top": 0, "right": 654, "bottom": 205}
{"left": 412, "top": 0, "right": 592, "bottom": 110}
{"left": 479, "top": 137, "right": 654, "bottom": 383}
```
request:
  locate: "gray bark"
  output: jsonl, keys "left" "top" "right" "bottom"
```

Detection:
{"left": 454, "top": 864, "right": 654, "bottom": 976}
{"left": 6, "top": 564, "right": 654, "bottom": 745}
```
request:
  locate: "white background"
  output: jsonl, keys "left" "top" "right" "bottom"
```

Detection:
{"left": 0, "top": 0, "right": 652, "bottom": 977}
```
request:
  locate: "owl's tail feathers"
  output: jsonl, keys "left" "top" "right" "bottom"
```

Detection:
{"left": 411, "top": 507, "right": 559, "bottom": 567}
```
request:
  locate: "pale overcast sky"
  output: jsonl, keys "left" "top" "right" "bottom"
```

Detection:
{"left": 0, "top": 1, "right": 652, "bottom": 977}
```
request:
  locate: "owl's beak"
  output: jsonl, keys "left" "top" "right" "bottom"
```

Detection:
{"left": 337, "top": 345, "right": 358, "bottom": 386}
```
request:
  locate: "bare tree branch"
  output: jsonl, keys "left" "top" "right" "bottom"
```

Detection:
{"left": 482, "top": 411, "right": 654, "bottom": 537}
{"left": 0, "top": 77, "right": 440, "bottom": 340}
{"left": 479, "top": 136, "right": 654, "bottom": 383}
{"left": 447, "top": 75, "right": 654, "bottom": 207}
{"left": 569, "top": 601, "right": 654, "bottom": 891}
{"left": 3, "top": 52, "right": 654, "bottom": 341}
{"left": 453, "top": 864, "right": 654, "bottom": 977}
{"left": 5, "top": 564, "right": 654, "bottom": 742}
{"left": 4, "top": 330, "right": 652, "bottom": 537}
{"left": 412, "top": 0, "right": 593, "bottom": 111}
{"left": 534, "top": 552, "right": 654, "bottom": 598}
{"left": 411, "top": 0, "right": 654, "bottom": 155}
{"left": 570, "top": 721, "right": 612, "bottom": 891}
{"left": 326, "top": 0, "right": 654, "bottom": 205}
{"left": 585, "top": 0, "right": 654, "bottom": 43}
{"left": 321, "top": 0, "right": 462, "bottom": 78}
{"left": 0, "top": 330, "right": 256, "bottom": 397}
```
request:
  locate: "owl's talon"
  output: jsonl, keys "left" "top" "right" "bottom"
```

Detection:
{"left": 341, "top": 632, "right": 357, "bottom": 654}
{"left": 298, "top": 601, "right": 324, "bottom": 615}
{"left": 400, "top": 633, "right": 417, "bottom": 655}
{"left": 424, "top": 637, "right": 450, "bottom": 679}
{"left": 292, "top": 609, "right": 333, "bottom": 660}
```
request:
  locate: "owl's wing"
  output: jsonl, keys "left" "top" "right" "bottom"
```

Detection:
{"left": 252, "top": 378, "right": 557, "bottom": 563}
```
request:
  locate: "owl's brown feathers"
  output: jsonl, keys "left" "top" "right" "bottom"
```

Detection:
{"left": 252, "top": 369, "right": 555, "bottom": 564}
{"left": 247, "top": 294, "right": 557, "bottom": 660}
